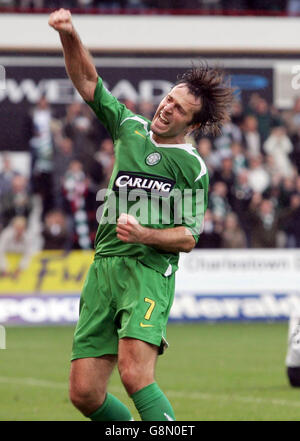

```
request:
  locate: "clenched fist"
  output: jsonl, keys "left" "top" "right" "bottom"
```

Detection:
{"left": 116, "top": 213, "right": 147, "bottom": 244}
{"left": 48, "top": 8, "right": 74, "bottom": 35}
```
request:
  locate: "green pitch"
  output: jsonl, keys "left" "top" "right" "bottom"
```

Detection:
{"left": 0, "top": 322, "right": 298, "bottom": 421}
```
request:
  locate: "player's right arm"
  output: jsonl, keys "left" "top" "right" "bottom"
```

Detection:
{"left": 48, "top": 8, "right": 98, "bottom": 102}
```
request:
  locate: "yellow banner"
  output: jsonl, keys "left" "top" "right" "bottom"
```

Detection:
{"left": 0, "top": 251, "right": 94, "bottom": 295}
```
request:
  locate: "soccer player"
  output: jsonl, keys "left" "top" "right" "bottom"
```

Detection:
{"left": 49, "top": 8, "right": 234, "bottom": 421}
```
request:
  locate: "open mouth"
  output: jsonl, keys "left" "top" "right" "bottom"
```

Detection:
{"left": 159, "top": 111, "right": 169, "bottom": 125}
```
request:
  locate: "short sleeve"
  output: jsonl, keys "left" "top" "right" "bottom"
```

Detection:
{"left": 86, "top": 77, "right": 133, "bottom": 141}
{"left": 174, "top": 158, "right": 209, "bottom": 244}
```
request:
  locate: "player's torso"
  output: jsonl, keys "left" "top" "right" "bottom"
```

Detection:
{"left": 112, "top": 118, "right": 178, "bottom": 196}
{"left": 94, "top": 114, "right": 206, "bottom": 273}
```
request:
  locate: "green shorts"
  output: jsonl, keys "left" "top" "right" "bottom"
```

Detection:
{"left": 71, "top": 256, "right": 175, "bottom": 360}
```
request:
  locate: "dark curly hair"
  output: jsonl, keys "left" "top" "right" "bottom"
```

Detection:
{"left": 176, "top": 63, "right": 234, "bottom": 136}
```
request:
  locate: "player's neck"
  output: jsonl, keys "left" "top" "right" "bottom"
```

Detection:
{"left": 151, "top": 131, "right": 186, "bottom": 146}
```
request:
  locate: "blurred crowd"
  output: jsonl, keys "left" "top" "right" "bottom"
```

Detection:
{"left": 0, "top": 95, "right": 114, "bottom": 264}
{"left": 0, "top": 0, "right": 299, "bottom": 15}
{"left": 1, "top": 87, "right": 300, "bottom": 260}
{"left": 195, "top": 93, "right": 300, "bottom": 249}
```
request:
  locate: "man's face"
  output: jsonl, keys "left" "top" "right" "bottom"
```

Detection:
{"left": 150, "top": 84, "right": 201, "bottom": 144}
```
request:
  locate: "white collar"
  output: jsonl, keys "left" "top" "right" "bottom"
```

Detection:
{"left": 149, "top": 131, "right": 207, "bottom": 182}
{"left": 149, "top": 131, "right": 193, "bottom": 149}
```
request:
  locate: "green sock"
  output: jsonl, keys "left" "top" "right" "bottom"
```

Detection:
{"left": 131, "top": 382, "right": 176, "bottom": 421}
{"left": 89, "top": 393, "right": 133, "bottom": 421}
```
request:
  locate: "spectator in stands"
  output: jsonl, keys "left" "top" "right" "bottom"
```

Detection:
{"left": 0, "top": 174, "right": 33, "bottom": 229}
{"left": 0, "top": 153, "right": 19, "bottom": 198}
{"left": 278, "top": 176, "right": 296, "bottom": 208}
{"left": 63, "top": 101, "right": 82, "bottom": 133}
{"left": 247, "top": 194, "right": 280, "bottom": 248}
{"left": 248, "top": 96, "right": 277, "bottom": 142}
{"left": 264, "top": 154, "right": 282, "bottom": 186}
{"left": 195, "top": 208, "right": 222, "bottom": 248}
{"left": 231, "top": 168, "right": 253, "bottom": 213}
{"left": 218, "top": 113, "right": 243, "bottom": 146}
{"left": 43, "top": 209, "right": 73, "bottom": 250}
{"left": 211, "top": 151, "right": 235, "bottom": 204}
{"left": 214, "top": 112, "right": 242, "bottom": 155}
{"left": 212, "top": 150, "right": 235, "bottom": 189}
{"left": 62, "top": 102, "right": 100, "bottom": 182}
{"left": 4, "top": 23, "right": 300, "bottom": 253}
{"left": 77, "top": 0, "right": 93, "bottom": 9}
{"left": 196, "top": 137, "right": 220, "bottom": 175}
{"left": 230, "top": 99, "right": 245, "bottom": 127}
{"left": 290, "top": 127, "right": 300, "bottom": 174}
{"left": 282, "top": 96, "right": 300, "bottom": 137}
{"left": 231, "top": 141, "right": 247, "bottom": 174}
{"left": 0, "top": 216, "right": 40, "bottom": 278}
{"left": 231, "top": 168, "right": 253, "bottom": 246}
{"left": 241, "top": 114, "right": 262, "bottom": 158}
{"left": 29, "top": 95, "right": 55, "bottom": 218}
{"left": 94, "top": 138, "right": 115, "bottom": 187}
{"left": 53, "top": 136, "right": 75, "bottom": 208}
{"left": 280, "top": 193, "right": 300, "bottom": 247}
{"left": 62, "top": 160, "right": 95, "bottom": 249}
{"left": 138, "top": 100, "right": 155, "bottom": 121}
{"left": 263, "top": 124, "right": 294, "bottom": 178}
{"left": 209, "top": 181, "right": 232, "bottom": 221}
{"left": 247, "top": 154, "right": 270, "bottom": 194}
{"left": 19, "top": 0, "right": 45, "bottom": 8}
{"left": 221, "top": 212, "right": 247, "bottom": 248}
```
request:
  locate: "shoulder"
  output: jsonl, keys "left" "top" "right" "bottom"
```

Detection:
{"left": 120, "top": 113, "right": 151, "bottom": 131}
{"left": 172, "top": 144, "right": 209, "bottom": 184}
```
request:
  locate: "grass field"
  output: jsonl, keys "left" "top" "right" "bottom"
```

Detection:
{"left": 0, "top": 322, "right": 299, "bottom": 421}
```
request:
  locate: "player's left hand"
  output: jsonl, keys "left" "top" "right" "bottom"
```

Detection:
{"left": 116, "top": 213, "right": 146, "bottom": 244}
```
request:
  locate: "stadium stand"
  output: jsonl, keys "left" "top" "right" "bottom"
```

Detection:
{"left": 0, "top": 1, "right": 294, "bottom": 15}
{"left": 0, "top": 1, "right": 300, "bottom": 251}
{"left": 1, "top": 84, "right": 300, "bottom": 250}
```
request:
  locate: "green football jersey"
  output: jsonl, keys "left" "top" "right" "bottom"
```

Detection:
{"left": 87, "top": 77, "right": 209, "bottom": 276}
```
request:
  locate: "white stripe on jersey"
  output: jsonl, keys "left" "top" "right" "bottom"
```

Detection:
{"left": 149, "top": 131, "right": 207, "bottom": 182}
{"left": 120, "top": 115, "right": 149, "bottom": 134}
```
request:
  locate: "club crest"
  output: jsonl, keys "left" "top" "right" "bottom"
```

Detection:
{"left": 145, "top": 152, "right": 161, "bottom": 166}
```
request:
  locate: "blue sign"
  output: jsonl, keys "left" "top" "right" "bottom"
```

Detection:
{"left": 230, "top": 74, "right": 269, "bottom": 90}
{"left": 0, "top": 293, "right": 298, "bottom": 325}
{"left": 170, "top": 293, "right": 298, "bottom": 322}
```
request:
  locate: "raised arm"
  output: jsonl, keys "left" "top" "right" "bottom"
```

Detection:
{"left": 48, "top": 8, "right": 98, "bottom": 102}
